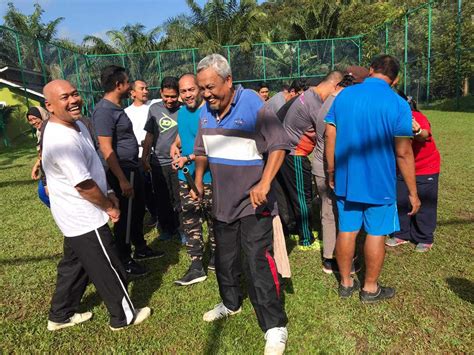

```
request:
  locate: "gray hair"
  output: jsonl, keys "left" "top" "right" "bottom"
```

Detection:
{"left": 197, "top": 54, "right": 232, "bottom": 79}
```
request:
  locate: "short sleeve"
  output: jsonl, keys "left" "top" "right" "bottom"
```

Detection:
{"left": 256, "top": 106, "right": 291, "bottom": 154}
{"left": 394, "top": 100, "right": 413, "bottom": 137}
{"left": 48, "top": 139, "right": 92, "bottom": 187}
{"left": 324, "top": 97, "right": 337, "bottom": 126}
{"left": 193, "top": 115, "right": 206, "bottom": 156}
{"left": 144, "top": 109, "right": 155, "bottom": 133}
{"left": 92, "top": 108, "right": 115, "bottom": 137}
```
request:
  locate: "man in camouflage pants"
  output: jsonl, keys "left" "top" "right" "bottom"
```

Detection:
{"left": 172, "top": 74, "right": 215, "bottom": 286}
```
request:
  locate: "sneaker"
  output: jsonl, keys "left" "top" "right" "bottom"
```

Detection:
{"left": 174, "top": 267, "right": 207, "bottom": 286}
{"left": 144, "top": 214, "right": 158, "bottom": 227}
{"left": 289, "top": 234, "right": 299, "bottom": 242}
{"left": 360, "top": 285, "right": 396, "bottom": 303}
{"left": 110, "top": 307, "right": 152, "bottom": 331}
{"left": 415, "top": 243, "right": 433, "bottom": 253}
{"left": 134, "top": 246, "right": 165, "bottom": 260}
{"left": 208, "top": 255, "right": 216, "bottom": 271}
{"left": 264, "top": 327, "right": 288, "bottom": 355}
{"left": 124, "top": 259, "right": 149, "bottom": 277}
{"left": 297, "top": 239, "right": 321, "bottom": 251}
{"left": 47, "top": 312, "right": 93, "bottom": 331}
{"left": 338, "top": 278, "right": 360, "bottom": 298}
{"left": 203, "top": 302, "right": 242, "bottom": 322}
{"left": 385, "top": 237, "right": 409, "bottom": 247}
{"left": 324, "top": 258, "right": 360, "bottom": 275}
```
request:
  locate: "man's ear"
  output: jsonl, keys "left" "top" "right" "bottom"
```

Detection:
{"left": 45, "top": 100, "right": 53, "bottom": 114}
{"left": 368, "top": 67, "right": 374, "bottom": 76}
{"left": 225, "top": 75, "right": 233, "bottom": 89}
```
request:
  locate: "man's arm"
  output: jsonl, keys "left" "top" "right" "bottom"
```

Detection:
{"left": 142, "top": 132, "right": 154, "bottom": 172}
{"left": 191, "top": 155, "right": 208, "bottom": 200}
{"left": 75, "top": 179, "right": 120, "bottom": 222}
{"left": 249, "top": 150, "right": 286, "bottom": 209}
{"left": 395, "top": 137, "right": 421, "bottom": 215}
{"left": 325, "top": 124, "right": 336, "bottom": 189}
{"left": 97, "top": 136, "right": 133, "bottom": 198}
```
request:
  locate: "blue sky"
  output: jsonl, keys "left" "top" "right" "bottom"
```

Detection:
{"left": 0, "top": 0, "right": 238, "bottom": 44}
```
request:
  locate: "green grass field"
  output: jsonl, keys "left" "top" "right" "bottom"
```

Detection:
{"left": 1, "top": 110, "right": 473, "bottom": 353}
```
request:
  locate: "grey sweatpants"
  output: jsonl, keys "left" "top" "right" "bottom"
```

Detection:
{"left": 314, "top": 175, "right": 338, "bottom": 259}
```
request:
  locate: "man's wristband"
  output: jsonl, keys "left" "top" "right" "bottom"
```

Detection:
{"left": 107, "top": 189, "right": 115, "bottom": 194}
{"left": 414, "top": 128, "right": 423, "bottom": 136}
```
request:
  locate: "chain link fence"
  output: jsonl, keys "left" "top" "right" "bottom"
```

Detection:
{"left": 0, "top": 0, "right": 471, "bottom": 118}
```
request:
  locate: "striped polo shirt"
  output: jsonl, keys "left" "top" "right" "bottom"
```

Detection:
{"left": 194, "top": 86, "right": 290, "bottom": 223}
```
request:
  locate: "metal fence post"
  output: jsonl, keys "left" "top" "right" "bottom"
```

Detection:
{"left": 262, "top": 43, "right": 266, "bottom": 81}
{"left": 192, "top": 49, "right": 197, "bottom": 74}
{"left": 404, "top": 14, "right": 408, "bottom": 94}
{"left": 331, "top": 39, "right": 335, "bottom": 70}
{"left": 37, "top": 40, "right": 48, "bottom": 85}
{"left": 57, "top": 47, "right": 65, "bottom": 79}
{"left": 13, "top": 31, "right": 29, "bottom": 107}
{"left": 455, "top": 0, "right": 463, "bottom": 110}
{"left": 426, "top": 3, "right": 432, "bottom": 103}
{"left": 297, "top": 41, "right": 301, "bottom": 77}
{"left": 385, "top": 22, "right": 389, "bottom": 54}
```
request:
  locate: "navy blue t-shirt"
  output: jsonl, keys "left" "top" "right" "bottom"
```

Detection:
{"left": 325, "top": 78, "right": 412, "bottom": 205}
{"left": 91, "top": 99, "right": 139, "bottom": 169}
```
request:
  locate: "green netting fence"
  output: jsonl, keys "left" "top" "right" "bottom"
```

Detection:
{"left": 0, "top": 0, "right": 471, "bottom": 118}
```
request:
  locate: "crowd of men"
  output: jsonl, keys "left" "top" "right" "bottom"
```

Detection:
{"left": 32, "top": 52, "right": 429, "bottom": 354}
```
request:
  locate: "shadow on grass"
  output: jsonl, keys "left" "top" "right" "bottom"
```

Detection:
{"left": 0, "top": 179, "right": 35, "bottom": 188}
{"left": 203, "top": 319, "right": 226, "bottom": 354}
{"left": 0, "top": 163, "right": 28, "bottom": 171}
{"left": 128, "top": 237, "right": 181, "bottom": 307}
{"left": 446, "top": 277, "right": 474, "bottom": 304}
{"left": 0, "top": 253, "right": 61, "bottom": 266}
{"left": 438, "top": 218, "right": 474, "bottom": 227}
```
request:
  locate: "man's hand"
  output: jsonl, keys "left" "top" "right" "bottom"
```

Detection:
{"left": 106, "top": 205, "right": 120, "bottom": 223}
{"left": 412, "top": 119, "right": 421, "bottom": 133}
{"left": 172, "top": 156, "right": 187, "bottom": 170}
{"left": 250, "top": 181, "right": 271, "bottom": 209}
{"left": 408, "top": 193, "right": 421, "bottom": 216}
{"left": 142, "top": 157, "right": 151, "bottom": 173}
{"left": 328, "top": 170, "right": 335, "bottom": 190}
{"left": 170, "top": 143, "right": 181, "bottom": 161}
{"left": 108, "top": 192, "right": 119, "bottom": 209}
{"left": 119, "top": 179, "right": 134, "bottom": 198}
{"left": 190, "top": 180, "right": 204, "bottom": 201}
{"left": 31, "top": 160, "right": 41, "bottom": 180}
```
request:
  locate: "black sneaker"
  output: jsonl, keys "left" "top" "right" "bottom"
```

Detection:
{"left": 323, "top": 258, "right": 360, "bottom": 275}
{"left": 208, "top": 255, "right": 215, "bottom": 272}
{"left": 144, "top": 214, "right": 158, "bottom": 227}
{"left": 174, "top": 267, "right": 207, "bottom": 286}
{"left": 124, "top": 259, "right": 149, "bottom": 278}
{"left": 338, "top": 278, "right": 360, "bottom": 298}
{"left": 134, "top": 246, "right": 165, "bottom": 260}
{"left": 360, "top": 285, "right": 396, "bottom": 304}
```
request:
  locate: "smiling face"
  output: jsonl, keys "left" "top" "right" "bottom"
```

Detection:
{"left": 179, "top": 75, "right": 202, "bottom": 110}
{"left": 44, "top": 80, "right": 83, "bottom": 123}
{"left": 197, "top": 67, "right": 233, "bottom": 115}
{"left": 160, "top": 87, "right": 179, "bottom": 109}
{"left": 27, "top": 114, "right": 42, "bottom": 130}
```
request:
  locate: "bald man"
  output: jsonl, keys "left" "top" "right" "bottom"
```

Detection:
{"left": 41, "top": 80, "right": 151, "bottom": 331}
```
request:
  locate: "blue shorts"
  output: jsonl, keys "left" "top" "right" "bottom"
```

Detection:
{"left": 336, "top": 197, "right": 400, "bottom": 236}
{"left": 38, "top": 180, "right": 50, "bottom": 208}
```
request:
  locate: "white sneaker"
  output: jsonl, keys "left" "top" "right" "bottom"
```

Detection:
{"left": 110, "top": 307, "right": 152, "bottom": 331}
{"left": 264, "top": 327, "right": 288, "bottom": 355}
{"left": 47, "top": 312, "right": 93, "bottom": 331}
{"left": 202, "top": 302, "right": 241, "bottom": 322}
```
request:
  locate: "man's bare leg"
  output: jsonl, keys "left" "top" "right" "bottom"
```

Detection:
{"left": 335, "top": 231, "right": 358, "bottom": 287}
{"left": 363, "top": 234, "right": 385, "bottom": 292}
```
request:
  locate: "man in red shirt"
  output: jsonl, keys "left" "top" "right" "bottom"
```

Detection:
{"left": 386, "top": 94, "right": 440, "bottom": 252}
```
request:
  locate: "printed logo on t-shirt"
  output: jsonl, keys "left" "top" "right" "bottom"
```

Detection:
{"left": 158, "top": 113, "right": 177, "bottom": 133}
{"left": 234, "top": 118, "right": 244, "bottom": 126}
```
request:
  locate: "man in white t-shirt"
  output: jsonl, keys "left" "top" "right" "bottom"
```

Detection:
{"left": 42, "top": 79, "right": 151, "bottom": 331}
{"left": 124, "top": 80, "right": 161, "bottom": 226}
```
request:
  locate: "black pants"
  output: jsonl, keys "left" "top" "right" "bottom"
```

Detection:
{"left": 394, "top": 173, "right": 439, "bottom": 244}
{"left": 277, "top": 155, "right": 314, "bottom": 245}
{"left": 151, "top": 164, "right": 181, "bottom": 234}
{"left": 214, "top": 215, "right": 288, "bottom": 332}
{"left": 107, "top": 167, "right": 146, "bottom": 262}
{"left": 139, "top": 165, "right": 157, "bottom": 217}
{"left": 49, "top": 224, "right": 135, "bottom": 328}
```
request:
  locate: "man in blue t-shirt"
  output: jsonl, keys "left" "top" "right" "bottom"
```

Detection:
{"left": 325, "top": 55, "right": 421, "bottom": 303}
{"left": 171, "top": 74, "right": 215, "bottom": 286}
